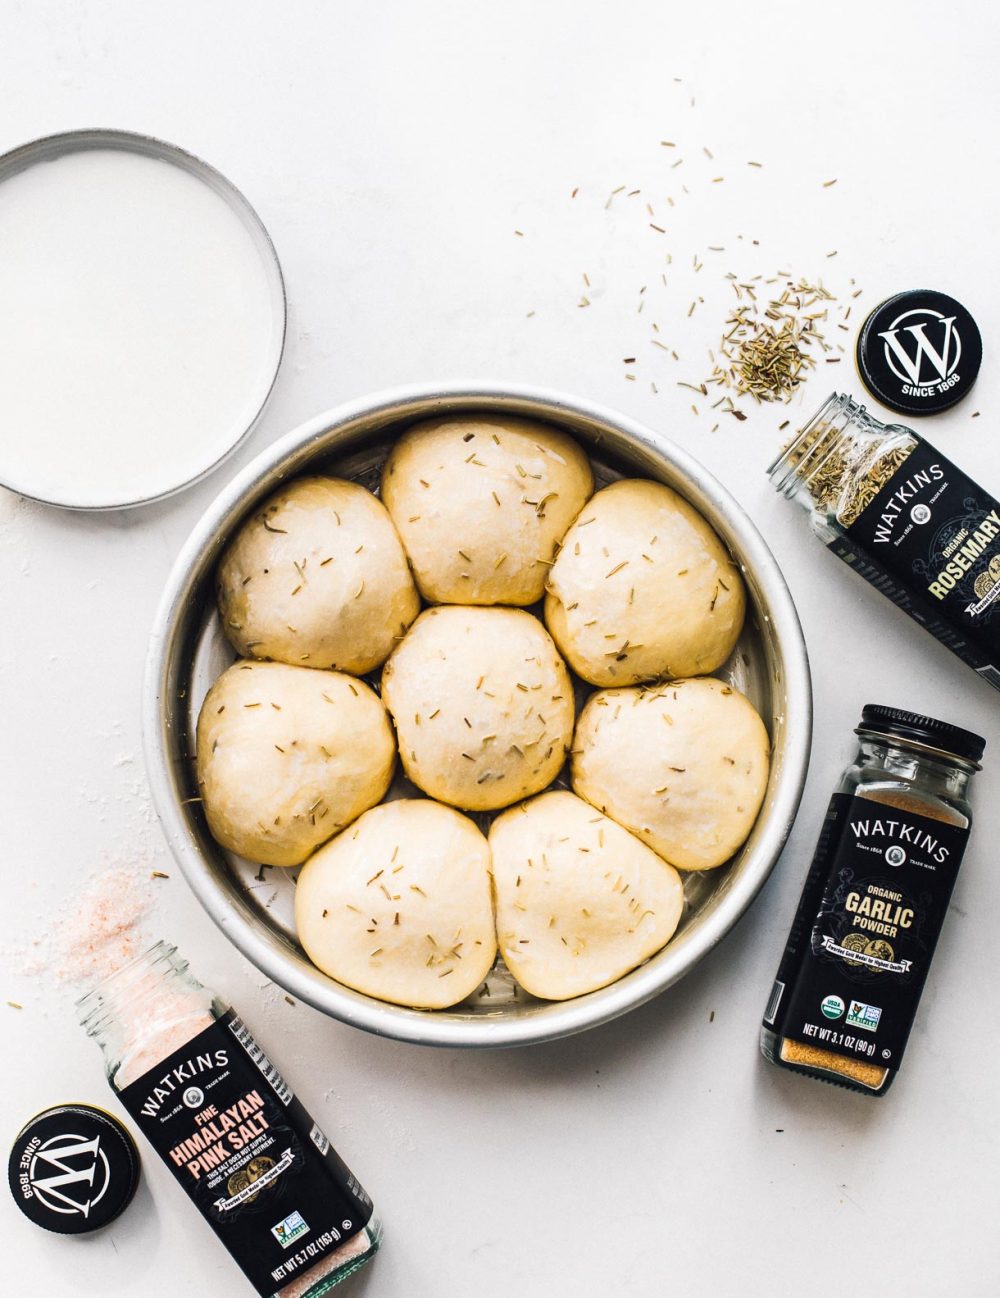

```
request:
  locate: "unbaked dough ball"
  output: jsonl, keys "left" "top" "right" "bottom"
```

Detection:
{"left": 572, "top": 677, "right": 769, "bottom": 871}
{"left": 381, "top": 415, "right": 594, "bottom": 605}
{"left": 196, "top": 661, "right": 395, "bottom": 867}
{"left": 295, "top": 799, "right": 496, "bottom": 1009}
{"left": 544, "top": 478, "right": 745, "bottom": 685}
{"left": 381, "top": 606, "right": 575, "bottom": 812}
{"left": 216, "top": 477, "right": 419, "bottom": 674}
{"left": 490, "top": 791, "right": 684, "bottom": 1000}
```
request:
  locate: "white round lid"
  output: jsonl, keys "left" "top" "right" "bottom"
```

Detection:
{"left": 0, "top": 130, "right": 286, "bottom": 510}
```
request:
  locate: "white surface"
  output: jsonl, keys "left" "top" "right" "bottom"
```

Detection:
{"left": 2, "top": 3, "right": 998, "bottom": 1296}
{"left": 0, "top": 142, "right": 282, "bottom": 507}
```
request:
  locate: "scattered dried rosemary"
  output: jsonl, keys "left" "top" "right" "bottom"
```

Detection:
{"left": 701, "top": 278, "right": 837, "bottom": 404}
{"left": 561, "top": 123, "right": 860, "bottom": 417}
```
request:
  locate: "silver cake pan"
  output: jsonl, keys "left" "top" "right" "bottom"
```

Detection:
{"left": 144, "top": 382, "right": 811, "bottom": 1047}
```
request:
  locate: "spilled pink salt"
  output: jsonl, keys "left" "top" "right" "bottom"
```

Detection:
{"left": 11, "top": 862, "right": 152, "bottom": 988}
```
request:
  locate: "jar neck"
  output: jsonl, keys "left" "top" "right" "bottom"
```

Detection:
{"left": 769, "top": 393, "right": 874, "bottom": 497}
{"left": 855, "top": 735, "right": 974, "bottom": 803}
{"left": 77, "top": 940, "right": 218, "bottom": 1087}
{"left": 768, "top": 392, "right": 916, "bottom": 524}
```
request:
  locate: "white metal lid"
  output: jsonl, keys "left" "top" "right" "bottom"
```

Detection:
{"left": 0, "top": 129, "right": 286, "bottom": 510}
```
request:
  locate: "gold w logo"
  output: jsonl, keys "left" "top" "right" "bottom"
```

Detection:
{"left": 879, "top": 312, "right": 958, "bottom": 385}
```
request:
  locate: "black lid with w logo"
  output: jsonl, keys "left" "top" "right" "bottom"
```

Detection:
{"left": 8, "top": 1103, "right": 140, "bottom": 1233}
{"left": 857, "top": 288, "right": 982, "bottom": 415}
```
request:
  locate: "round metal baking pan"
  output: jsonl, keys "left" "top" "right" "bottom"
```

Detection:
{"left": 144, "top": 383, "right": 812, "bottom": 1047}
{"left": 0, "top": 128, "right": 286, "bottom": 510}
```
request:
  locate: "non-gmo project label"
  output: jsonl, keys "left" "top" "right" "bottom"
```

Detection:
{"left": 272, "top": 1210, "right": 310, "bottom": 1248}
{"left": 847, "top": 1001, "right": 882, "bottom": 1032}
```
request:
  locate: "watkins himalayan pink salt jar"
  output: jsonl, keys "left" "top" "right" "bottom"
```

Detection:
{"left": 78, "top": 941, "right": 381, "bottom": 1297}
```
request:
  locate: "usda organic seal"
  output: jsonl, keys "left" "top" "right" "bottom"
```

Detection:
{"left": 820, "top": 995, "right": 845, "bottom": 1020}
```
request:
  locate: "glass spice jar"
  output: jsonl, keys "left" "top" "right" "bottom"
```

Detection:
{"left": 761, "top": 705, "right": 983, "bottom": 1095}
{"left": 78, "top": 942, "right": 381, "bottom": 1297}
{"left": 769, "top": 392, "right": 1000, "bottom": 691}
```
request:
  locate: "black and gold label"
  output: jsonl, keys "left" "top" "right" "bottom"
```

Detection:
{"left": 118, "top": 1010, "right": 372, "bottom": 1296}
{"left": 765, "top": 793, "right": 969, "bottom": 1073}
{"left": 830, "top": 440, "right": 1000, "bottom": 691}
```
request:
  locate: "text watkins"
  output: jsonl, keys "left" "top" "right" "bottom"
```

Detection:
{"left": 849, "top": 815, "right": 949, "bottom": 863}
{"left": 138, "top": 1049, "right": 229, "bottom": 1118}
{"left": 871, "top": 463, "right": 945, "bottom": 543}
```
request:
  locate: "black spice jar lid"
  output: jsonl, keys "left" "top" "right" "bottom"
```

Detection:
{"left": 8, "top": 1104, "right": 140, "bottom": 1234}
{"left": 856, "top": 289, "right": 981, "bottom": 416}
{"left": 857, "top": 704, "right": 986, "bottom": 766}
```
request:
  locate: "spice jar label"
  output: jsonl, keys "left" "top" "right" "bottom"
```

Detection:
{"left": 764, "top": 793, "right": 969, "bottom": 1074}
{"left": 117, "top": 1010, "right": 373, "bottom": 1297}
{"left": 830, "top": 441, "right": 1000, "bottom": 689}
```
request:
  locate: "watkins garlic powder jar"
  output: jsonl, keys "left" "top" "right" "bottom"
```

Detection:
{"left": 761, "top": 706, "right": 983, "bottom": 1095}
{"left": 78, "top": 942, "right": 381, "bottom": 1296}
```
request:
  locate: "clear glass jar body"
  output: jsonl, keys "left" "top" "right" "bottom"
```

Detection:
{"left": 768, "top": 392, "right": 918, "bottom": 543}
{"left": 78, "top": 941, "right": 221, "bottom": 1089}
{"left": 78, "top": 942, "right": 381, "bottom": 1297}
{"left": 760, "top": 730, "right": 975, "bottom": 1095}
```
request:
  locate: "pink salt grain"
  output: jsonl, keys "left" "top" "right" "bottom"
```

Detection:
{"left": 13, "top": 863, "right": 153, "bottom": 988}
{"left": 277, "top": 1230, "right": 372, "bottom": 1298}
{"left": 114, "top": 1012, "right": 215, "bottom": 1088}
{"left": 62, "top": 867, "right": 152, "bottom": 984}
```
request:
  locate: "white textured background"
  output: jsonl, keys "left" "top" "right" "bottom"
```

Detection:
{"left": 2, "top": 3, "right": 999, "bottom": 1295}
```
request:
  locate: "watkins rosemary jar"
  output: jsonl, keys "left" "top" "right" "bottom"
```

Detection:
{"left": 769, "top": 392, "right": 1000, "bottom": 691}
{"left": 761, "top": 705, "right": 984, "bottom": 1095}
{"left": 78, "top": 942, "right": 381, "bottom": 1297}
